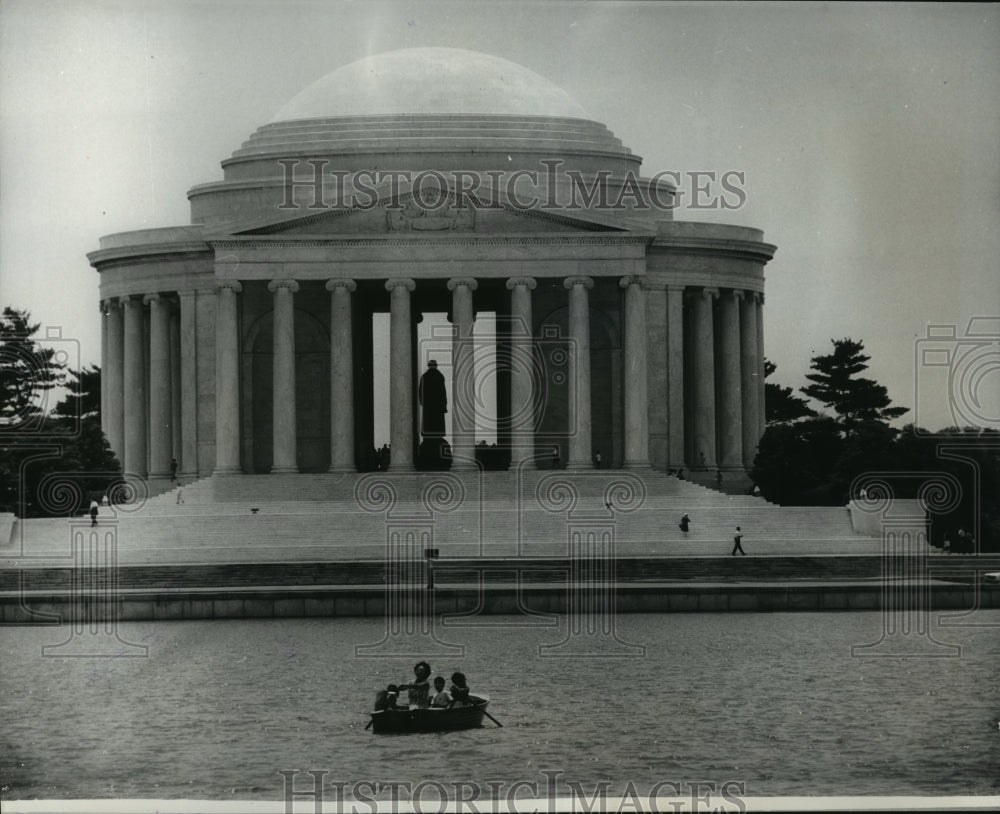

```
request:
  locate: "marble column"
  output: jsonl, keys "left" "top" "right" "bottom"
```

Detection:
{"left": 100, "top": 303, "right": 108, "bottom": 440}
{"left": 739, "top": 291, "right": 761, "bottom": 469}
{"left": 506, "top": 276, "right": 537, "bottom": 469}
{"left": 756, "top": 294, "right": 766, "bottom": 445}
{"left": 448, "top": 277, "right": 478, "bottom": 469}
{"left": 715, "top": 289, "right": 743, "bottom": 472}
{"left": 105, "top": 301, "right": 125, "bottom": 463}
{"left": 122, "top": 295, "right": 147, "bottom": 477}
{"left": 386, "top": 278, "right": 416, "bottom": 470}
{"left": 564, "top": 276, "right": 594, "bottom": 469}
{"left": 666, "top": 285, "right": 686, "bottom": 471}
{"left": 145, "top": 293, "right": 172, "bottom": 479}
{"left": 214, "top": 282, "right": 242, "bottom": 474}
{"left": 169, "top": 306, "right": 181, "bottom": 463}
{"left": 269, "top": 279, "right": 299, "bottom": 473}
{"left": 178, "top": 290, "right": 198, "bottom": 479}
{"left": 620, "top": 276, "right": 650, "bottom": 468}
{"left": 690, "top": 287, "right": 718, "bottom": 470}
{"left": 326, "top": 279, "right": 357, "bottom": 471}
{"left": 644, "top": 283, "right": 667, "bottom": 469}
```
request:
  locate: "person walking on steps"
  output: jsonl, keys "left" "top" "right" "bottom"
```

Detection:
{"left": 731, "top": 526, "right": 746, "bottom": 555}
{"left": 679, "top": 513, "right": 691, "bottom": 534}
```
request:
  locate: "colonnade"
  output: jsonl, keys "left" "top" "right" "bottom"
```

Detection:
{"left": 101, "top": 275, "right": 765, "bottom": 479}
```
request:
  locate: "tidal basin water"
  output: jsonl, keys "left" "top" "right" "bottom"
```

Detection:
{"left": 2, "top": 611, "right": 999, "bottom": 803}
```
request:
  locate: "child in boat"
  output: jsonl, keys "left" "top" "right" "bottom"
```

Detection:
{"left": 397, "top": 661, "right": 432, "bottom": 709}
{"left": 430, "top": 676, "right": 452, "bottom": 708}
{"left": 449, "top": 672, "right": 471, "bottom": 708}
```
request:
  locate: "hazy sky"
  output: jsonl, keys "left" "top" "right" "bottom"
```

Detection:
{"left": 2, "top": 0, "right": 998, "bottom": 432}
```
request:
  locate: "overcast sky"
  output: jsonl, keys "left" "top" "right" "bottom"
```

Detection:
{"left": 2, "top": 0, "right": 998, "bottom": 433}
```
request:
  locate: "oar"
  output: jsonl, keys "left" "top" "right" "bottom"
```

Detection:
{"left": 364, "top": 718, "right": 373, "bottom": 730}
{"left": 482, "top": 708, "right": 503, "bottom": 728}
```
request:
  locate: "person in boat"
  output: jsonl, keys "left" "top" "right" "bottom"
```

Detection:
{"left": 373, "top": 684, "right": 400, "bottom": 711}
{"left": 430, "top": 676, "right": 452, "bottom": 708}
{"left": 397, "top": 661, "right": 432, "bottom": 709}
{"left": 448, "top": 672, "right": 471, "bottom": 708}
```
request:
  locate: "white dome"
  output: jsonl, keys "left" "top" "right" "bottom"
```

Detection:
{"left": 272, "top": 47, "right": 589, "bottom": 121}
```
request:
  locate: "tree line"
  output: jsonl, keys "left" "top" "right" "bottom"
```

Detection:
{"left": 2, "top": 305, "right": 996, "bottom": 550}
{"left": 755, "top": 338, "right": 998, "bottom": 552}
{"left": 1, "top": 307, "right": 121, "bottom": 517}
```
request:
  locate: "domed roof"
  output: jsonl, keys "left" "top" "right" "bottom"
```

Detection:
{"left": 271, "top": 47, "right": 589, "bottom": 122}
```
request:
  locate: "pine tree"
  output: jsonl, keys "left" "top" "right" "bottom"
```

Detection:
{"left": 0, "top": 307, "right": 67, "bottom": 428}
{"left": 800, "top": 338, "right": 908, "bottom": 432}
{"left": 764, "top": 359, "right": 817, "bottom": 424}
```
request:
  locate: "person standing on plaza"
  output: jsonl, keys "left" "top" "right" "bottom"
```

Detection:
{"left": 731, "top": 526, "right": 746, "bottom": 555}
{"left": 679, "top": 513, "right": 691, "bottom": 535}
{"left": 89, "top": 499, "right": 99, "bottom": 527}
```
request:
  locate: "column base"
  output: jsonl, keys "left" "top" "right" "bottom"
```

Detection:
{"left": 213, "top": 466, "right": 242, "bottom": 476}
{"left": 270, "top": 465, "right": 300, "bottom": 474}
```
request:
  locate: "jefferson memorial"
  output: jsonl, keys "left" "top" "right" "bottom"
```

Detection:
{"left": 89, "top": 48, "right": 775, "bottom": 491}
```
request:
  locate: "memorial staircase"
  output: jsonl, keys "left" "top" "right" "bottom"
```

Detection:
{"left": 2, "top": 469, "right": 886, "bottom": 571}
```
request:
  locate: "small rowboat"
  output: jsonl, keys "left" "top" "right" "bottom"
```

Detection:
{"left": 368, "top": 695, "right": 490, "bottom": 734}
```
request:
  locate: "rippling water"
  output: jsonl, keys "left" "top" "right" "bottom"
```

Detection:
{"left": 2, "top": 611, "right": 999, "bottom": 802}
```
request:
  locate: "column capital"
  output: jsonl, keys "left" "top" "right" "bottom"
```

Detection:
{"left": 267, "top": 279, "right": 300, "bottom": 294}
{"left": 666, "top": 283, "right": 686, "bottom": 293}
{"left": 563, "top": 275, "right": 594, "bottom": 290}
{"left": 217, "top": 281, "right": 243, "bottom": 294}
{"left": 689, "top": 286, "right": 719, "bottom": 301}
{"left": 178, "top": 289, "right": 197, "bottom": 301}
{"left": 143, "top": 292, "right": 164, "bottom": 305}
{"left": 505, "top": 276, "right": 537, "bottom": 291}
{"left": 385, "top": 278, "right": 416, "bottom": 293}
{"left": 447, "top": 277, "right": 478, "bottom": 292}
{"left": 325, "top": 278, "right": 357, "bottom": 293}
{"left": 619, "top": 275, "right": 647, "bottom": 290}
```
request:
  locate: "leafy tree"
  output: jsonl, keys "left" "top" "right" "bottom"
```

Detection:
{"left": 0, "top": 307, "right": 66, "bottom": 428}
{"left": 800, "top": 338, "right": 908, "bottom": 432}
{"left": 764, "top": 359, "right": 817, "bottom": 424}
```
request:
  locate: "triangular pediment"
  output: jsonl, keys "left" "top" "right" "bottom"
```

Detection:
{"left": 229, "top": 189, "right": 631, "bottom": 238}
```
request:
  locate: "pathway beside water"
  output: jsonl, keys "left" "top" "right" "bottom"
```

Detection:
{"left": 2, "top": 612, "right": 998, "bottom": 802}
